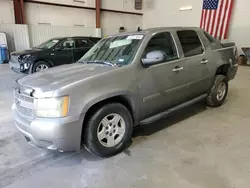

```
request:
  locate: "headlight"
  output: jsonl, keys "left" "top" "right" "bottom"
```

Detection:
{"left": 36, "top": 96, "right": 69, "bottom": 118}
{"left": 23, "top": 54, "right": 31, "bottom": 59}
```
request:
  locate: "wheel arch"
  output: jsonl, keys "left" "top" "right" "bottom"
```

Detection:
{"left": 215, "top": 63, "right": 230, "bottom": 78}
{"left": 79, "top": 93, "right": 139, "bottom": 145}
{"left": 29, "top": 59, "right": 54, "bottom": 73}
{"left": 82, "top": 94, "right": 139, "bottom": 126}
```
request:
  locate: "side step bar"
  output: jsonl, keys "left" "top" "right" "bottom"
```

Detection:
{"left": 140, "top": 94, "right": 207, "bottom": 125}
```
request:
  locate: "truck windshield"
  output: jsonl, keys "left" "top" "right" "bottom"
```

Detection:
{"left": 79, "top": 34, "right": 144, "bottom": 66}
{"left": 36, "top": 39, "right": 60, "bottom": 49}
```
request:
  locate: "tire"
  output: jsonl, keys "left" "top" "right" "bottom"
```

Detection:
{"left": 32, "top": 61, "right": 51, "bottom": 73}
{"left": 84, "top": 103, "right": 133, "bottom": 157}
{"left": 207, "top": 75, "right": 228, "bottom": 107}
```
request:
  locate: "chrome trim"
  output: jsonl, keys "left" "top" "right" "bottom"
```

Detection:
{"left": 143, "top": 93, "right": 161, "bottom": 103}
{"left": 212, "top": 46, "right": 234, "bottom": 52}
{"left": 173, "top": 67, "right": 184, "bottom": 72}
{"left": 14, "top": 88, "right": 35, "bottom": 119}
{"left": 201, "top": 60, "right": 209, "bottom": 64}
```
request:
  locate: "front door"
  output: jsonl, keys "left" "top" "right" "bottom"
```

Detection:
{"left": 137, "top": 32, "right": 190, "bottom": 119}
{"left": 73, "top": 38, "right": 93, "bottom": 62}
{"left": 52, "top": 38, "right": 74, "bottom": 66}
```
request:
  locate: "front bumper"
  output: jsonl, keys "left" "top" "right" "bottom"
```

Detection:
{"left": 9, "top": 61, "right": 30, "bottom": 74}
{"left": 12, "top": 104, "right": 85, "bottom": 151}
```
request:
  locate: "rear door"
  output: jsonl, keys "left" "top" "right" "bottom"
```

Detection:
{"left": 176, "top": 30, "right": 213, "bottom": 98}
{"left": 73, "top": 38, "right": 94, "bottom": 62}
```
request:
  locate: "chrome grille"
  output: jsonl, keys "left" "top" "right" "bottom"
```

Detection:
{"left": 15, "top": 91, "right": 34, "bottom": 103}
{"left": 16, "top": 105, "right": 33, "bottom": 117}
{"left": 15, "top": 89, "right": 34, "bottom": 119}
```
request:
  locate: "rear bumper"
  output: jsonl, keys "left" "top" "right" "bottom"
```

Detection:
{"left": 228, "top": 63, "right": 238, "bottom": 81}
{"left": 12, "top": 104, "right": 85, "bottom": 151}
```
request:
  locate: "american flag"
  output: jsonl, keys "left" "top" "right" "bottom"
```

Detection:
{"left": 200, "top": 0, "right": 234, "bottom": 40}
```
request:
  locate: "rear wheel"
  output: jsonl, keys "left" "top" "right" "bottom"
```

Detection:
{"left": 84, "top": 103, "right": 133, "bottom": 157}
{"left": 32, "top": 61, "right": 51, "bottom": 73}
{"left": 207, "top": 75, "right": 228, "bottom": 107}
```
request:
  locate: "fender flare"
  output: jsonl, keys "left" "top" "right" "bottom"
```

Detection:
{"left": 29, "top": 59, "right": 54, "bottom": 73}
{"left": 81, "top": 90, "right": 140, "bottom": 125}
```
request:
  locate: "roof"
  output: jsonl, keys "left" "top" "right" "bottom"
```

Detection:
{"left": 143, "top": 27, "right": 200, "bottom": 33}
{"left": 107, "top": 27, "right": 201, "bottom": 37}
{"left": 70, "top": 36, "right": 101, "bottom": 39}
{"left": 49, "top": 36, "right": 101, "bottom": 40}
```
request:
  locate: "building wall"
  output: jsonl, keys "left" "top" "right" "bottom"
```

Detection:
{"left": 0, "top": 0, "right": 142, "bottom": 35}
{"left": 142, "top": 0, "right": 250, "bottom": 53}
{"left": 0, "top": 0, "right": 15, "bottom": 24}
{"left": 26, "top": 0, "right": 142, "bottom": 13}
{"left": 143, "top": 0, "right": 202, "bottom": 28}
{"left": 25, "top": 3, "right": 96, "bottom": 27}
{"left": 25, "top": 0, "right": 142, "bottom": 34}
{"left": 25, "top": 2, "right": 142, "bottom": 32}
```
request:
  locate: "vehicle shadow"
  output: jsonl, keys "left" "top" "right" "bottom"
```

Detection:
{"left": 132, "top": 101, "right": 207, "bottom": 138}
{"left": 0, "top": 102, "right": 208, "bottom": 187}
{"left": 23, "top": 102, "right": 208, "bottom": 167}
{"left": 76, "top": 102, "right": 208, "bottom": 161}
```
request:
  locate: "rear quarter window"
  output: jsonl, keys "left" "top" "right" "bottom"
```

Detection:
{"left": 203, "top": 31, "right": 223, "bottom": 48}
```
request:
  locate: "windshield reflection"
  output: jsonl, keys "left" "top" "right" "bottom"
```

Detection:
{"left": 36, "top": 39, "right": 60, "bottom": 49}
{"left": 79, "top": 35, "right": 144, "bottom": 66}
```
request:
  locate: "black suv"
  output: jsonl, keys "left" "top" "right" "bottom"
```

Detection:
{"left": 9, "top": 36, "right": 101, "bottom": 74}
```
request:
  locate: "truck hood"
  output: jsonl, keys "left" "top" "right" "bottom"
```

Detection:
{"left": 18, "top": 63, "right": 115, "bottom": 91}
{"left": 11, "top": 48, "right": 44, "bottom": 56}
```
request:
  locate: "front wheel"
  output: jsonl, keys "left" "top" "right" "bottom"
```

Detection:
{"left": 84, "top": 103, "right": 133, "bottom": 157}
{"left": 32, "top": 61, "right": 51, "bottom": 73}
{"left": 207, "top": 75, "right": 228, "bottom": 107}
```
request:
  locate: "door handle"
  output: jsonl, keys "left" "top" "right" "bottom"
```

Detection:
{"left": 173, "top": 66, "right": 184, "bottom": 72}
{"left": 201, "top": 59, "right": 209, "bottom": 64}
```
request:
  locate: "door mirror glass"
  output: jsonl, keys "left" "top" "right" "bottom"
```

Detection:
{"left": 141, "top": 50, "right": 165, "bottom": 66}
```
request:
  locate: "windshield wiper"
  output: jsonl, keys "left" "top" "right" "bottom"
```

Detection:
{"left": 81, "top": 60, "right": 114, "bottom": 67}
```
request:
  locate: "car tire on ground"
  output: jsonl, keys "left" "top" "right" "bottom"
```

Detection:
{"left": 207, "top": 74, "right": 228, "bottom": 107}
{"left": 84, "top": 103, "right": 133, "bottom": 157}
{"left": 32, "top": 61, "right": 51, "bottom": 73}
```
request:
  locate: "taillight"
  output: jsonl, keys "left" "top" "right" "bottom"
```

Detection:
{"left": 233, "top": 46, "right": 238, "bottom": 60}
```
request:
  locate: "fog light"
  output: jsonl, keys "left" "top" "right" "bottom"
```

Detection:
{"left": 20, "top": 64, "right": 24, "bottom": 71}
{"left": 24, "top": 63, "right": 29, "bottom": 69}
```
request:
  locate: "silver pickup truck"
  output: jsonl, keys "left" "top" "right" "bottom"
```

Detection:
{"left": 13, "top": 27, "right": 238, "bottom": 157}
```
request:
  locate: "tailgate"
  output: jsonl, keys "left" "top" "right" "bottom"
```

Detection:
{"left": 221, "top": 42, "right": 235, "bottom": 48}
{"left": 218, "top": 43, "right": 238, "bottom": 80}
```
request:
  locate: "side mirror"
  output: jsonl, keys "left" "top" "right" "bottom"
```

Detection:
{"left": 141, "top": 50, "right": 165, "bottom": 67}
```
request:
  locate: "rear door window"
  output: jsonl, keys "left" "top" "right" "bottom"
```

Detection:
{"left": 75, "top": 39, "right": 92, "bottom": 48}
{"left": 177, "top": 30, "right": 204, "bottom": 57}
